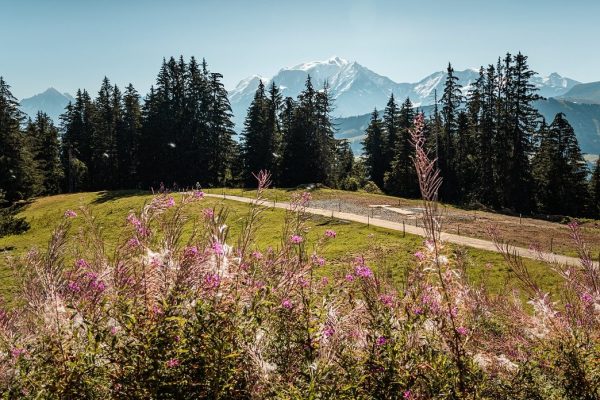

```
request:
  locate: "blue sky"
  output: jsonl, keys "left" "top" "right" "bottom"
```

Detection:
{"left": 1, "top": 0, "right": 598, "bottom": 99}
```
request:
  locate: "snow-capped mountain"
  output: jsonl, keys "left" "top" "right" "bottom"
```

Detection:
{"left": 19, "top": 88, "right": 74, "bottom": 124}
{"left": 229, "top": 57, "right": 579, "bottom": 130}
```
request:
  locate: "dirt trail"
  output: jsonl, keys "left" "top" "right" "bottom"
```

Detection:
{"left": 205, "top": 193, "right": 595, "bottom": 268}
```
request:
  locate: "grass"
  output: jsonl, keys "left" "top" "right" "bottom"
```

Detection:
{"left": 0, "top": 190, "right": 564, "bottom": 303}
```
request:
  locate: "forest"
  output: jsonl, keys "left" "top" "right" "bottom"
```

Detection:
{"left": 1, "top": 52, "right": 599, "bottom": 222}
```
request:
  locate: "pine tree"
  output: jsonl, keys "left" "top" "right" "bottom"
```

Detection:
{"left": 439, "top": 63, "right": 463, "bottom": 202}
{"left": 532, "top": 113, "right": 588, "bottom": 216}
{"left": 117, "top": 84, "right": 142, "bottom": 188}
{"left": 362, "top": 109, "right": 386, "bottom": 188}
{"left": 384, "top": 98, "right": 418, "bottom": 197}
{"left": 0, "top": 77, "right": 36, "bottom": 201}
{"left": 92, "top": 77, "right": 118, "bottom": 189}
{"left": 207, "top": 72, "right": 236, "bottom": 186}
{"left": 382, "top": 94, "right": 400, "bottom": 171}
{"left": 27, "top": 112, "right": 63, "bottom": 194}
{"left": 332, "top": 139, "right": 354, "bottom": 188}
{"left": 241, "top": 81, "right": 269, "bottom": 186}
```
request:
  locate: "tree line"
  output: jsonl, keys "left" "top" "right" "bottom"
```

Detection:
{"left": 363, "top": 52, "right": 600, "bottom": 218}
{"left": 1, "top": 52, "right": 600, "bottom": 221}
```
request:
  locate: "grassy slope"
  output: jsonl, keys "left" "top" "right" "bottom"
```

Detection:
{"left": 0, "top": 190, "right": 562, "bottom": 303}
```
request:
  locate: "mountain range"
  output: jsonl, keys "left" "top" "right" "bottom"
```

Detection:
{"left": 229, "top": 56, "right": 580, "bottom": 125}
{"left": 17, "top": 57, "right": 600, "bottom": 157}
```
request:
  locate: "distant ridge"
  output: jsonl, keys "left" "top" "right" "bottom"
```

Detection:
{"left": 19, "top": 88, "right": 74, "bottom": 124}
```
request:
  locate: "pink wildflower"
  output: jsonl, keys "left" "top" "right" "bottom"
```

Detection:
{"left": 11, "top": 348, "right": 26, "bottom": 358}
{"left": 324, "top": 229, "right": 337, "bottom": 238}
{"left": 193, "top": 190, "right": 205, "bottom": 199}
{"left": 281, "top": 299, "right": 293, "bottom": 309}
{"left": 211, "top": 241, "right": 224, "bottom": 255}
{"left": 355, "top": 265, "right": 373, "bottom": 278}
{"left": 126, "top": 213, "right": 141, "bottom": 227}
{"left": 379, "top": 294, "right": 394, "bottom": 307}
{"left": 299, "top": 277, "right": 309, "bottom": 288}
{"left": 166, "top": 358, "right": 180, "bottom": 368}
{"left": 110, "top": 326, "right": 119, "bottom": 335}
{"left": 64, "top": 209, "right": 77, "bottom": 218}
{"left": 323, "top": 326, "right": 335, "bottom": 338}
{"left": 75, "top": 258, "right": 89, "bottom": 269}
{"left": 203, "top": 208, "right": 214, "bottom": 219}
{"left": 127, "top": 237, "right": 141, "bottom": 248}
{"left": 184, "top": 246, "right": 199, "bottom": 258}
{"left": 67, "top": 281, "right": 81, "bottom": 293}
{"left": 252, "top": 250, "right": 263, "bottom": 260}
{"left": 166, "top": 197, "right": 175, "bottom": 207}
{"left": 376, "top": 336, "right": 387, "bottom": 346}
{"left": 414, "top": 251, "right": 425, "bottom": 261}
{"left": 456, "top": 326, "right": 468, "bottom": 335}
{"left": 403, "top": 390, "right": 412, "bottom": 399}
{"left": 345, "top": 273, "right": 355, "bottom": 282}
{"left": 290, "top": 235, "right": 303, "bottom": 244}
{"left": 311, "top": 254, "right": 326, "bottom": 266}
{"left": 581, "top": 292, "right": 593, "bottom": 305}
{"left": 204, "top": 274, "right": 221, "bottom": 289}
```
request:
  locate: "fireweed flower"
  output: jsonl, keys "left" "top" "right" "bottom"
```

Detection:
{"left": 311, "top": 254, "right": 326, "bottom": 266}
{"left": 324, "top": 229, "right": 337, "bottom": 238}
{"left": 379, "top": 294, "right": 394, "bottom": 307}
{"left": 323, "top": 325, "right": 335, "bottom": 338}
{"left": 193, "top": 190, "right": 205, "bottom": 199}
{"left": 403, "top": 390, "right": 412, "bottom": 399}
{"left": 166, "top": 358, "right": 180, "bottom": 368}
{"left": 290, "top": 235, "right": 303, "bottom": 244}
{"left": 203, "top": 208, "right": 214, "bottom": 219}
{"left": 281, "top": 299, "right": 293, "bottom": 309}
{"left": 414, "top": 251, "right": 425, "bottom": 261}
{"left": 127, "top": 237, "right": 141, "bottom": 248}
{"left": 204, "top": 273, "right": 221, "bottom": 289}
{"left": 184, "top": 246, "right": 199, "bottom": 258}
{"left": 456, "top": 326, "right": 469, "bottom": 335}
{"left": 376, "top": 336, "right": 387, "bottom": 346}
{"left": 355, "top": 265, "right": 373, "bottom": 278}
{"left": 345, "top": 273, "right": 355, "bottom": 282}
{"left": 166, "top": 197, "right": 175, "bottom": 207}
{"left": 64, "top": 209, "right": 77, "bottom": 218}
{"left": 126, "top": 213, "right": 141, "bottom": 227}
{"left": 252, "top": 250, "right": 263, "bottom": 260}
{"left": 211, "top": 241, "right": 224, "bottom": 255}
{"left": 10, "top": 348, "right": 26, "bottom": 358}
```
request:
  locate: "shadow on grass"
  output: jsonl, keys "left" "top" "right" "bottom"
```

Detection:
{"left": 92, "top": 190, "right": 149, "bottom": 204}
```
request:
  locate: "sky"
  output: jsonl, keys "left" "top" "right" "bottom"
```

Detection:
{"left": 1, "top": 0, "right": 599, "bottom": 99}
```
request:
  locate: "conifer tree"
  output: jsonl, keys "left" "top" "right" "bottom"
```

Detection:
{"left": 362, "top": 109, "right": 386, "bottom": 188}
{"left": 382, "top": 94, "right": 400, "bottom": 171}
{"left": 241, "top": 81, "right": 269, "bottom": 185}
{"left": 532, "top": 113, "right": 588, "bottom": 216}
{"left": 439, "top": 63, "right": 463, "bottom": 201}
{"left": 117, "top": 84, "right": 142, "bottom": 188}
{"left": 384, "top": 98, "right": 418, "bottom": 197}
{"left": 0, "top": 77, "right": 36, "bottom": 201}
{"left": 27, "top": 112, "right": 63, "bottom": 194}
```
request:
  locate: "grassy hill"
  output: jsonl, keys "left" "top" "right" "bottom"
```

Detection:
{"left": 0, "top": 190, "right": 570, "bottom": 304}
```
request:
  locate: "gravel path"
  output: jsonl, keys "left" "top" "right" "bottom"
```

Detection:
{"left": 205, "top": 193, "right": 593, "bottom": 268}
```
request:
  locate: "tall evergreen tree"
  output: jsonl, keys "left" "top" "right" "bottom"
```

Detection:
{"left": 27, "top": 112, "right": 63, "bottom": 194}
{"left": 117, "top": 84, "right": 142, "bottom": 188}
{"left": 382, "top": 94, "right": 400, "bottom": 171}
{"left": 241, "top": 81, "right": 269, "bottom": 185}
{"left": 439, "top": 63, "right": 463, "bottom": 201}
{"left": 384, "top": 98, "right": 418, "bottom": 197}
{"left": 362, "top": 109, "right": 386, "bottom": 188}
{"left": 532, "top": 113, "right": 589, "bottom": 216}
{"left": 0, "top": 77, "right": 36, "bottom": 201}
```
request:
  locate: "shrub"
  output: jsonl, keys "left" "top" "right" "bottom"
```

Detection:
{"left": 341, "top": 177, "right": 360, "bottom": 191}
{"left": 362, "top": 180, "right": 383, "bottom": 194}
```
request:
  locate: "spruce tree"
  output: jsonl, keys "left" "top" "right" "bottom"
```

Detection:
{"left": 382, "top": 94, "right": 400, "bottom": 172}
{"left": 241, "top": 81, "right": 269, "bottom": 186}
{"left": 28, "top": 112, "right": 63, "bottom": 194}
{"left": 0, "top": 77, "right": 35, "bottom": 201}
{"left": 384, "top": 98, "right": 418, "bottom": 197}
{"left": 118, "top": 84, "right": 142, "bottom": 188}
{"left": 362, "top": 109, "right": 386, "bottom": 188}
{"left": 439, "top": 63, "right": 463, "bottom": 202}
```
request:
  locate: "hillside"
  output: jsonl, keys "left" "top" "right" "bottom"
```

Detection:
{"left": 560, "top": 81, "right": 600, "bottom": 104}
{"left": 4, "top": 189, "right": 599, "bottom": 301}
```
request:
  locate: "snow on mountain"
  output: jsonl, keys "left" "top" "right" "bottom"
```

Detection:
{"left": 229, "top": 58, "right": 579, "bottom": 131}
{"left": 19, "top": 88, "right": 74, "bottom": 124}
